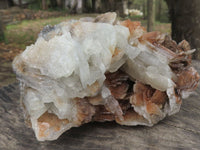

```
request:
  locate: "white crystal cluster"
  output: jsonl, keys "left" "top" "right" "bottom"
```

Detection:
{"left": 13, "top": 12, "right": 199, "bottom": 141}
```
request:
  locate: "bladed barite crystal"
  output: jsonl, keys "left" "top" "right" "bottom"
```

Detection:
{"left": 13, "top": 12, "right": 199, "bottom": 141}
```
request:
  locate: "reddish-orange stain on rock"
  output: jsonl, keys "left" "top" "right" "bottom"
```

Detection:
{"left": 177, "top": 67, "right": 200, "bottom": 91}
{"left": 121, "top": 20, "right": 145, "bottom": 35}
{"left": 37, "top": 112, "right": 69, "bottom": 138}
{"left": 131, "top": 82, "right": 167, "bottom": 112}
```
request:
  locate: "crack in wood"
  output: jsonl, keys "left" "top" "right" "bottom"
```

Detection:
{"left": 162, "top": 121, "right": 200, "bottom": 134}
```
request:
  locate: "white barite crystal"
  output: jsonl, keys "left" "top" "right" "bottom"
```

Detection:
{"left": 13, "top": 12, "right": 199, "bottom": 141}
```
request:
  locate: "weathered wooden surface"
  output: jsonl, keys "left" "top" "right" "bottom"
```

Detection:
{"left": 0, "top": 61, "right": 200, "bottom": 150}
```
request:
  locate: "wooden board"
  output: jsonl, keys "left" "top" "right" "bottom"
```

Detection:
{"left": 0, "top": 61, "right": 200, "bottom": 150}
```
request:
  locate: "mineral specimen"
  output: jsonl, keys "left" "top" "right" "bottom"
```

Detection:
{"left": 13, "top": 12, "right": 200, "bottom": 141}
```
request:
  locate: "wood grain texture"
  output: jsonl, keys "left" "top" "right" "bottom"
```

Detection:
{"left": 0, "top": 61, "right": 200, "bottom": 150}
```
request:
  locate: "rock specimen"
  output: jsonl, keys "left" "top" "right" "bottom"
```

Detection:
{"left": 13, "top": 12, "right": 200, "bottom": 141}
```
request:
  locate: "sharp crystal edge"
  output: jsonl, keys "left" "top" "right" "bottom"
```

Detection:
{"left": 12, "top": 12, "right": 200, "bottom": 141}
